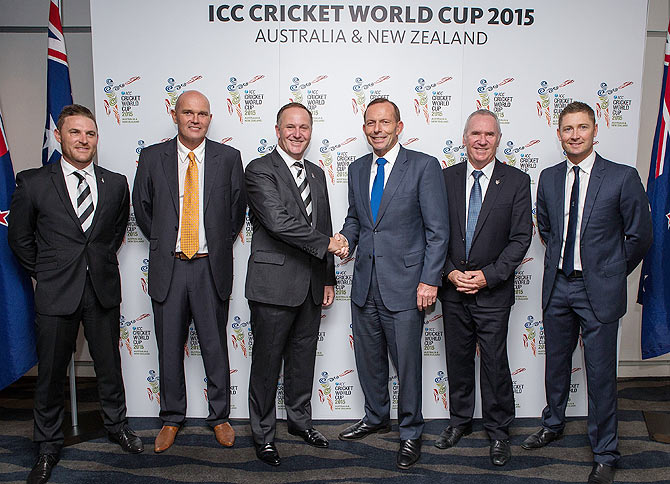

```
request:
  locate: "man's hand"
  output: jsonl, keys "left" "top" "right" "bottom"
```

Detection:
{"left": 328, "top": 233, "right": 349, "bottom": 258}
{"left": 417, "top": 283, "right": 438, "bottom": 311}
{"left": 448, "top": 270, "right": 487, "bottom": 295}
{"left": 323, "top": 285, "right": 335, "bottom": 306}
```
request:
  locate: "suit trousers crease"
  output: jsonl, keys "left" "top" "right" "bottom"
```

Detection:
{"left": 542, "top": 273, "right": 620, "bottom": 465}
{"left": 152, "top": 257, "right": 231, "bottom": 428}
{"left": 351, "top": 265, "right": 424, "bottom": 440}
{"left": 441, "top": 298, "right": 514, "bottom": 440}
{"left": 34, "top": 273, "right": 127, "bottom": 454}
{"left": 248, "top": 293, "right": 321, "bottom": 445}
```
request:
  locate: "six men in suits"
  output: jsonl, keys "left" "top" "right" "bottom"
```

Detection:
{"left": 244, "top": 102, "right": 343, "bottom": 466}
{"left": 436, "top": 109, "right": 532, "bottom": 466}
{"left": 8, "top": 104, "right": 143, "bottom": 484}
{"left": 132, "top": 90, "right": 246, "bottom": 453}
{"left": 9, "top": 96, "right": 653, "bottom": 482}
{"left": 522, "top": 102, "right": 652, "bottom": 484}
{"left": 336, "top": 98, "right": 449, "bottom": 469}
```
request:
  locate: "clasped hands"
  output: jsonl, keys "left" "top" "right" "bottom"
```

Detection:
{"left": 448, "top": 269, "right": 487, "bottom": 294}
{"left": 328, "top": 233, "right": 349, "bottom": 258}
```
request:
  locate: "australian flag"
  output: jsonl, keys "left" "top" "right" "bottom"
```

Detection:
{"left": 638, "top": 20, "right": 670, "bottom": 359}
{"left": 0, "top": 108, "right": 37, "bottom": 390}
{"left": 43, "top": 0, "right": 72, "bottom": 166}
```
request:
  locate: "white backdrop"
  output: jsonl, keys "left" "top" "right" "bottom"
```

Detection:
{"left": 90, "top": 0, "right": 648, "bottom": 419}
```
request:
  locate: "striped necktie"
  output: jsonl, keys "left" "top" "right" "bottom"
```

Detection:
{"left": 73, "top": 171, "right": 94, "bottom": 234}
{"left": 181, "top": 151, "right": 199, "bottom": 259}
{"left": 293, "top": 161, "right": 312, "bottom": 223}
{"left": 465, "top": 170, "right": 483, "bottom": 259}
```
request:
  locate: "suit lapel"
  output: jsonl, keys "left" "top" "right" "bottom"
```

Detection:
{"left": 580, "top": 154, "right": 605, "bottom": 234}
{"left": 86, "top": 164, "right": 107, "bottom": 238}
{"left": 471, "top": 160, "right": 504, "bottom": 245}
{"left": 358, "top": 153, "right": 373, "bottom": 225}
{"left": 271, "top": 149, "right": 310, "bottom": 223}
{"left": 375, "top": 146, "right": 409, "bottom": 227}
{"left": 203, "top": 139, "right": 221, "bottom": 212}
{"left": 161, "top": 138, "right": 180, "bottom": 215}
{"left": 554, "top": 161, "right": 567, "bottom": 242}
{"left": 452, "top": 162, "right": 467, "bottom": 240}
{"left": 50, "top": 162, "right": 82, "bottom": 232}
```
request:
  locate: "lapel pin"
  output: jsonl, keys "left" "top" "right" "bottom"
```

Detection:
{"left": 311, "top": 173, "right": 315, "bottom": 178}
{"left": 101, "top": 177, "right": 105, "bottom": 183}
{"left": 495, "top": 179, "right": 500, "bottom": 185}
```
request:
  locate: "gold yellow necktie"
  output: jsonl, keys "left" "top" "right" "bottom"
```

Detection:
{"left": 181, "top": 151, "right": 199, "bottom": 259}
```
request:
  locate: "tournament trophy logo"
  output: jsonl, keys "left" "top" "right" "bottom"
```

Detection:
{"left": 320, "top": 137, "right": 356, "bottom": 185}
{"left": 503, "top": 139, "right": 540, "bottom": 170}
{"left": 413, "top": 77, "right": 452, "bottom": 124}
{"left": 146, "top": 369, "right": 160, "bottom": 404}
{"left": 119, "top": 313, "right": 151, "bottom": 356}
{"left": 537, "top": 79, "right": 574, "bottom": 126}
{"left": 352, "top": 75, "right": 391, "bottom": 116}
{"left": 441, "top": 139, "right": 467, "bottom": 168}
{"left": 596, "top": 81, "right": 633, "bottom": 128}
{"left": 289, "top": 76, "right": 328, "bottom": 122}
{"left": 475, "top": 78, "right": 514, "bottom": 123}
{"left": 231, "top": 315, "right": 253, "bottom": 357}
{"left": 433, "top": 370, "right": 448, "bottom": 410}
{"left": 423, "top": 313, "right": 443, "bottom": 357}
{"left": 522, "top": 315, "right": 544, "bottom": 357}
{"left": 164, "top": 75, "right": 203, "bottom": 115}
{"left": 103, "top": 76, "right": 140, "bottom": 125}
{"left": 227, "top": 75, "right": 265, "bottom": 124}
{"left": 318, "top": 369, "right": 354, "bottom": 411}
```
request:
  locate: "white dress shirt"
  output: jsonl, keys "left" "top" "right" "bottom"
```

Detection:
{"left": 465, "top": 159, "right": 495, "bottom": 217}
{"left": 369, "top": 142, "right": 401, "bottom": 196}
{"left": 559, "top": 150, "right": 596, "bottom": 272}
{"left": 276, "top": 145, "right": 307, "bottom": 187}
{"left": 61, "top": 159, "right": 98, "bottom": 218}
{"left": 176, "top": 138, "right": 208, "bottom": 254}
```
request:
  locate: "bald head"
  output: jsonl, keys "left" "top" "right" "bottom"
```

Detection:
{"left": 171, "top": 90, "right": 212, "bottom": 150}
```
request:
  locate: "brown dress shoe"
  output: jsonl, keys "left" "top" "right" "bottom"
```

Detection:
{"left": 154, "top": 425, "right": 180, "bottom": 453}
{"left": 214, "top": 422, "right": 235, "bottom": 447}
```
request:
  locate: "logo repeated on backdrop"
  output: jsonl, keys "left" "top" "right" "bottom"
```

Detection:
{"left": 475, "top": 77, "right": 514, "bottom": 124}
{"left": 146, "top": 369, "right": 160, "bottom": 405}
{"left": 184, "top": 321, "right": 201, "bottom": 357}
{"left": 441, "top": 139, "right": 467, "bottom": 168}
{"left": 318, "top": 369, "right": 355, "bottom": 411}
{"left": 126, "top": 206, "right": 146, "bottom": 244}
{"left": 239, "top": 208, "right": 253, "bottom": 245}
{"left": 257, "top": 138, "right": 276, "bottom": 156}
{"left": 514, "top": 257, "right": 534, "bottom": 301}
{"left": 227, "top": 75, "right": 265, "bottom": 124}
{"left": 389, "top": 374, "right": 399, "bottom": 410}
{"left": 536, "top": 79, "right": 574, "bottom": 126}
{"left": 511, "top": 367, "right": 526, "bottom": 408}
{"left": 289, "top": 76, "right": 328, "bottom": 122}
{"left": 203, "top": 371, "right": 240, "bottom": 405}
{"left": 347, "top": 322, "right": 354, "bottom": 351}
{"left": 119, "top": 313, "right": 151, "bottom": 356}
{"left": 596, "top": 81, "right": 633, "bottom": 128}
{"left": 231, "top": 315, "right": 253, "bottom": 357}
{"left": 423, "top": 313, "right": 443, "bottom": 357}
{"left": 276, "top": 373, "right": 285, "bottom": 411}
{"left": 351, "top": 76, "right": 391, "bottom": 116}
{"left": 164, "top": 75, "right": 203, "bottom": 115}
{"left": 335, "top": 268, "right": 353, "bottom": 301}
{"left": 102, "top": 76, "right": 141, "bottom": 125}
{"left": 522, "top": 315, "right": 544, "bottom": 357}
{"left": 567, "top": 367, "right": 583, "bottom": 408}
{"left": 433, "top": 370, "right": 448, "bottom": 410}
{"left": 413, "top": 77, "right": 453, "bottom": 124}
{"left": 319, "top": 136, "right": 357, "bottom": 185}
{"left": 503, "top": 139, "right": 540, "bottom": 172}
{"left": 139, "top": 258, "right": 149, "bottom": 294}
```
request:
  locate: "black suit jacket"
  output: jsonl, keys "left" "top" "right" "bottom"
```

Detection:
{"left": 440, "top": 160, "right": 532, "bottom": 307}
{"left": 8, "top": 162, "right": 129, "bottom": 315}
{"left": 244, "top": 149, "right": 335, "bottom": 307}
{"left": 132, "top": 137, "right": 246, "bottom": 303}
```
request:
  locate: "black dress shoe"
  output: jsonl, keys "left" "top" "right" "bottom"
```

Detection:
{"left": 27, "top": 453, "right": 59, "bottom": 484}
{"left": 109, "top": 425, "right": 144, "bottom": 454}
{"left": 338, "top": 420, "right": 391, "bottom": 440}
{"left": 288, "top": 428, "right": 329, "bottom": 448}
{"left": 588, "top": 463, "right": 616, "bottom": 484}
{"left": 434, "top": 425, "right": 472, "bottom": 449}
{"left": 255, "top": 442, "right": 281, "bottom": 466}
{"left": 521, "top": 427, "right": 563, "bottom": 450}
{"left": 490, "top": 439, "right": 511, "bottom": 466}
{"left": 397, "top": 439, "right": 421, "bottom": 469}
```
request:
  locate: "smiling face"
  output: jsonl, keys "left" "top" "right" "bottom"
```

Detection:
{"left": 275, "top": 106, "right": 312, "bottom": 160}
{"left": 463, "top": 113, "right": 500, "bottom": 169}
{"left": 363, "top": 101, "right": 403, "bottom": 157}
{"left": 54, "top": 115, "right": 98, "bottom": 169}
{"left": 171, "top": 90, "right": 212, "bottom": 150}
{"left": 557, "top": 111, "right": 598, "bottom": 164}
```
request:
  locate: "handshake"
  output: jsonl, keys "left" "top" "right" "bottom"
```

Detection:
{"left": 328, "top": 233, "right": 349, "bottom": 258}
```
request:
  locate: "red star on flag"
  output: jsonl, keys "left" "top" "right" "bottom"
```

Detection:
{"left": 0, "top": 210, "right": 8, "bottom": 227}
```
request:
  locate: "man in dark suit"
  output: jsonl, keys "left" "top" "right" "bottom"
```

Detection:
{"left": 436, "top": 109, "right": 532, "bottom": 467}
{"left": 336, "top": 98, "right": 449, "bottom": 469}
{"left": 132, "top": 90, "right": 246, "bottom": 453}
{"left": 8, "top": 104, "right": 142, "bottom": 484}
{"left": 522, "top": 102, "right": 652, "bottom": 484}
{"left": 245, "top": 102, "right": 342, "bottom": 466}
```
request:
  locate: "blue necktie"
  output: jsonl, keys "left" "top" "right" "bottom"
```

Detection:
{"left": 465, "top": 170, "right": 483, "bottom": 259}
{"left": 370, "top": 157, "right": 387, "bottom": 223}
{"left": 562, "top": 165, "right": 580, "bottom": 275}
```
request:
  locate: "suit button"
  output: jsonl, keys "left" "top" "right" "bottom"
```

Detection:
{"left": 369, "top": 255, "right": 372, "bottom": 259}
{"left": 373, "top": 230, "right": 378, "bottom": 234}
{"left": 170, "top": 251, "right": 174, "bottom": 256}
{"left": 460, "top": 260, "right": 465, "bottom": 265}
{"left": 175, "top": 226, "right": 178, "bottom": 231}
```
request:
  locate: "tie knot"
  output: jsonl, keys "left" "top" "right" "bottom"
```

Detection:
{"left": 572, "top": 165, "right": 580, "bottom": 176}
{"left": 377, "top": 157, "right": 388, "bottom": 167}
{"left": 73, "top": 171, "right": 86, "bottom": 184}
{"left": 293, "top": 161, "right": 304, "bottom": 170}
{"left": 472, "top": 170, "right": 483, "bottom": 180}
{"left": 187, "top": 151, "right": 196, "bottom": 163}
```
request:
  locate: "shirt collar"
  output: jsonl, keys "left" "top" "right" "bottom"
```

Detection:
{"left": 177, "top": 138, "right": 206, "bottom": 164}
{"left": 276, "top": 145, "right": 305, "bottom": 170}
{"left": 567, "top": 150, "right": 596, "bottom": 175}
{"left": 373, "top": 141, "right": 400, "bottom": 167}
{"left": 61, "top": 158, "right": 95, "bottom": 178}
{"left": 467, "top": 158, "right": 495, "bottom": 180}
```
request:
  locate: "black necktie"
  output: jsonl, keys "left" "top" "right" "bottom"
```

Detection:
{"left": 562, "top": 165, "right": 580, "bottom": 275}
{"left": 73, "top": 171, "right": 94, "bottom": 234}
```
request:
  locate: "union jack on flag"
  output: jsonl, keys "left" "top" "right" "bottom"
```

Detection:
{"left": 42, "top": 0, "right": 73, "bottom": 166}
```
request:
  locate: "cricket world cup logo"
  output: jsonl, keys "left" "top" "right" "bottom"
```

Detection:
{"left": 596, "top": 81, "right": 633, "bottom": 128}
{"left": 164, "top": 75, "right": 202, "bottom": 115}
{"left": 147, "top": 369, "right": 160, "bottom": 404}
{"left": 476, "top": 77, "right": 513, "bottom": 111}
{"left": 414, "top": 77, "right": 452, "bottom": 124}
{"left": 227, "top": 75, "right": 265, "bottom": 123}
{"left": 433, "top": 370, "right": 448, "bottom": 409}
{"left": 320, "top": 137, "right": 356, "bottom": 185}
{"left": 231, "top": 315, "right": 253, "bottom": 357}
{"left": 318, "top": 370, "right": 354, "bottom": 411}
{"left": 103, "top": 76, "right": 140, "bottom": 125}
{"left": 119, "top": 313, "right": 150, "bottom": 356}
{"left": 537, "top": 79, "right": 574, "bottom": 126}
{"left": 352, "top": 76, "right": 390, "bottom": 116}
{"left": 522, "top": 315, "right": 543, "bottom": 357}
{"left": 503, "top": 139, "right": 540, "bottom": 168}
{"left": 441, "top": 140, "right": 466, "bottom": 168}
